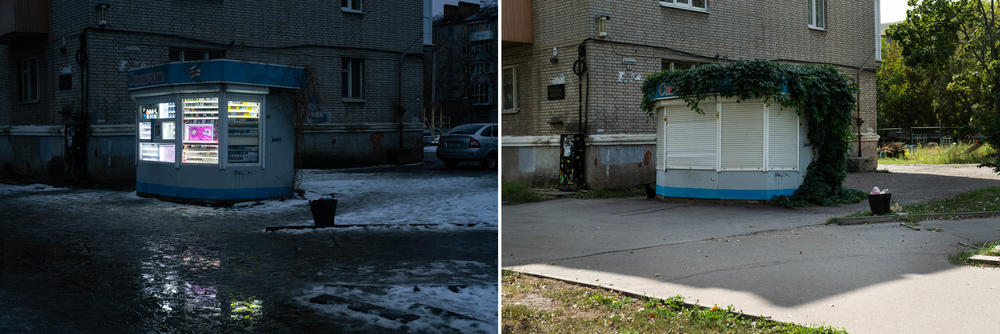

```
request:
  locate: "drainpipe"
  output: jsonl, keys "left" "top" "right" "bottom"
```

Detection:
{"left": 398, "top": 51, "right": 421, "bottom": 153}
{"left": 856, "top": 50, "right": 875, "bottom": 158}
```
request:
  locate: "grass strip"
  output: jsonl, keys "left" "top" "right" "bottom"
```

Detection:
{"left": 502, "top": 270, "right": 845, "bottom": 334}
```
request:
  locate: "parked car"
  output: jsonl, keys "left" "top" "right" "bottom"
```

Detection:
{"left": 436, "top": 123, "right": 498, "bottom": 169}
{"left": 423, "top": 126, "right": 448, "bottom": 146}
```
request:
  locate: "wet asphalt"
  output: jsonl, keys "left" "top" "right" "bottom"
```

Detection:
{"left": 0, "top": 153, "right": 498, "bottom": 333}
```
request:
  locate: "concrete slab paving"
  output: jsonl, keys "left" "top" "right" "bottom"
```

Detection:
{"left": 503, "top": 164, "right": 1000, "bottom": 333}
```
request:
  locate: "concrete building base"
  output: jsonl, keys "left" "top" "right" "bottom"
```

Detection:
{"left": 502, "top": 134, "right": 655, "bottom": 189}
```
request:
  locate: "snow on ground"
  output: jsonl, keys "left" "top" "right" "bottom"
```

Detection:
{"left": 294, "top": 169, "right": 497, "bottom": 228}
{"left": 301, "top": 282, "right": 497, "bottom": 333}
{"left": 0, "top": 165, "right": 497, "bottom": 230}
{"left": 0, "top": 183, "right": 67, "bottom": 195}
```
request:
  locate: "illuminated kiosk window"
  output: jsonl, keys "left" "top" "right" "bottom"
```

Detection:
{"left": 138, "top": 102, "right": 176, "bottom": 163}
{"left": 182, "top": 97, "right": 219, "bottom": 164}
{"left": 127, "top": 59, "right": 305, "bottom": 202}
{"left": 227, "top": 100, "right": 261, "bottom": 163}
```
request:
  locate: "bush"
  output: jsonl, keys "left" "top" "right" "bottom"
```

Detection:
{"left": 879, "top": 142, "right": 907, "bottom": 158}
{"left": 501, "top": 182, "right": 545, "bottom": 205}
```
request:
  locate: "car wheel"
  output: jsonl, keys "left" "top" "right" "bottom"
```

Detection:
{"left": 444, "top": 160, "right": 459, "bottom": 169}
{"left": 483, "top": 152, "right": 497, "bottom": 170}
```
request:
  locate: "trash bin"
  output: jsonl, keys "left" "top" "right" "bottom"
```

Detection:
{"left": 309, "top": 196, "right": 338, "bottom": 227}
{"left": 868, "top": 193, "right": 891, "bottom": 215}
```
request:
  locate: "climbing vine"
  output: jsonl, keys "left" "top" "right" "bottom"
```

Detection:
{"left": 641, "top": 59, "right": 866, "bottom": 206}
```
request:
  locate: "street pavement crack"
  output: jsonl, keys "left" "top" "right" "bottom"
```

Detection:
{"left": 548, "top": 223, "right": 827, "bottom": 263}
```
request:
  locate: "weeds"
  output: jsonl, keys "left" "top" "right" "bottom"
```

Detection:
{"left": 879, "top": 142, "right": 993, "bottom": 165}
{"left": 501, "top": 182, "right": 546, "bottom": 205}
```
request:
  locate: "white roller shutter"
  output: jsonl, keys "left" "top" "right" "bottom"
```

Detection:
{"left": 721, "top": 102, "right": 764, "bottom": 170}
{"left": 666, "top": 103, "right": 717, "bottom": 170}
{"left": 768, "top": 106, "right": 799, "bottom": 170}
{"left": 656, "top": 107, "right": 665, "bottom": 170}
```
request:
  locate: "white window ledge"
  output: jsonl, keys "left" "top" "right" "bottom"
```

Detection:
{"left": 502, "top": 108, "right": 520, "bottom": 114}
{"left": 808, "top": 25, "right": 826, "bottom": 31}
{"left": 341, "top": 8, "right": 364, "bottom": 14}
{"left": 659, "top": 2, "right": 709, "bottom": 13}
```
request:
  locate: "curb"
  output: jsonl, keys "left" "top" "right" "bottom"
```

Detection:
{"left": 833, "top": 211, "right": 1000, "bottom": 225}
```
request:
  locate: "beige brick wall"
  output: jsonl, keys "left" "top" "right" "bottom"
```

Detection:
{"left": 503, "top": 0, "right": 880, "bottom": 138}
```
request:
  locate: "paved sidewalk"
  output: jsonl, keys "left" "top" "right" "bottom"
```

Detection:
{"left": 503, "top": 164, "right": 1000, "bottom": 333}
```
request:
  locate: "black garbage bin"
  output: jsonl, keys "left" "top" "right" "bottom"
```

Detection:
{"left": 868, "top": 193, "right": 891, "bottom": 215}
{"left": 309, "top": 196, "right": 338, "bottom": 227}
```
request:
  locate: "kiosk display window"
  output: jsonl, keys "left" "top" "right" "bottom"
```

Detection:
{"left": 182, "top": 97, "right": 219, "bottom": 164}
{"left": 138, "top": 102, "right": 176, "bottom": 163}
{"left": 228, "top": 100, "right": 261, "bottom": 163}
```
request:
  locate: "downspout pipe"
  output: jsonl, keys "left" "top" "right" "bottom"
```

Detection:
{"left": 398, "top": 51, "right": 421, "bottom": 152}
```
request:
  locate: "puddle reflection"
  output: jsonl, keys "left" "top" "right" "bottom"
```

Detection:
{"left": 140, "top": 239, "right": 264, "bottom": 331}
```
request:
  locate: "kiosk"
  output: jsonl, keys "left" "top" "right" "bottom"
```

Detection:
{"left": 649, "top": 82, "right": 813, "bottom": 200}
{"left": 127, "top": 60, "right": 304, "bottom": 202}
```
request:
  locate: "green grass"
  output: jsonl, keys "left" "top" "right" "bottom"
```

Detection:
{"left": 502, "top": 182, "right": 546, "bottom": 205}
{"left": 949, "top": 241, "right": 1000, "bottom": 265}
{"left": 568, "top": 187, "right": 647, "bottom": 199}
{"left": 502, "top": 270, "right": 846, "bottom": 334}
{"left": 879, "top": 142, "right": 993, "bottom": 165}
{"left": 829, "top": 187, "right": 1000, "bottom": 224}
{"left": 902, "top": 186, "right": 1000, "bottom": 214}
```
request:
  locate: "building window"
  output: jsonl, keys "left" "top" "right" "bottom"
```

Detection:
{"left": 470, "top": 43, "right": 488, "bottom": 60}
{"left": 472, "top": 82, "right": 490, "bottom": 105}
{"left": 341, "top": 0, "right": 362, "bottom": 12}
{"left": 661, "top": 60, "right": 700, "bottom": 72}
{"left": 660, "top": 0, "right": 708, "bottom": 12}
{"left": 19, "top": 57, "right": 39, "bottom": 103}
{"left": 342, "top": 58, "right": 365, "bottom": 99}
{"left": 470, "top": 62, "right": 489, "bottom": 75}
{"left": 502, "top": 66, "right": 518, "bottom": 113}
{"left": 808, "top": 0, "right": 825, "bottom": 30}
{"left": 169, "top": 47, "right": 225, "bottom": 61}
{"left": 469, "top": 23, "right": 493, "bottom": 41}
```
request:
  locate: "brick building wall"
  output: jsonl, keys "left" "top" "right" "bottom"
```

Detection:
{"left": 502, "top": 0, "right": 880, "bottom": 188}
{"left": 2, "top": 0, "right": 427, "bottom": 182}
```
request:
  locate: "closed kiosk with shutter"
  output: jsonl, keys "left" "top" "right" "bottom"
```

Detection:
{"left": 649, "top": 82, "right": 811, "bottom": 200}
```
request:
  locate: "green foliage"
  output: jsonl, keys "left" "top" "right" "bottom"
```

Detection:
{"left": 641, "top": 59, "right": 863, "bottom": 206}
{"left": 501, "top": 182, "right": 545, "bottom": 205}
{"left": 902, "top": 186, "right": 1000, "bottom": 214}
{"left": 888, "top": 0, "right": 1000, "bottom": 172}
{"left": 878, "top": 142, "right": 993, "bottom": 165}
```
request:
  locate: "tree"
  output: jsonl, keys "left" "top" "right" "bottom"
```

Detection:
{"left": 887, "top": 0, "right": 999, "bottom": 168}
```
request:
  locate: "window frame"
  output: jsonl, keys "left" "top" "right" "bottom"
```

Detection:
{"left": 19, "top": 57, "right": 40, "bottom": 103}
{"left": 168, "top": 47, "right": 225, "bottom": 62}
{"left": 808, "top": 0, "right": 825, "bottom": 30}
{"left": 659, "top": 0, "right": 709, "bottom": 13}
{"left": 341, "top": 0, "right": 363, "bottom": 14}
{"left": 137, "top": 98, "right": 179, "bottom": 164}
{"left": 341, "top": 58, "right": 366, "bottom": 101}
{"left": 471, "top": 81, "right": 490, "bottom": 105}
{"left": 661, "top": 60, "right": 700, "bottom": 72}
{"left": 502, "top": 65, "right": 519, "bottom": 114}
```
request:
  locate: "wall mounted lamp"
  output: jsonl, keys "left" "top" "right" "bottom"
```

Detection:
{"left": 96, "top": 4, "right": 110, "bottom": 27}
{"left": 597, "top": 15, "right": 611, "bottom": 37}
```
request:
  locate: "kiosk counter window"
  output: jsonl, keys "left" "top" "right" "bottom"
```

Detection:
{"left": 136, "top": 95, "right": 267, "bottom": 166}
{"left": 138, "top": 102, "right": 176, "bottom": 163}
{"left": 182, "top": 97, "right": 220, "bottom": 164}
{"left": 227, "top": 99, "right": 261, "bottom": 164}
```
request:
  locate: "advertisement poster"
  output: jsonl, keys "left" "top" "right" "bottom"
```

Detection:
{"left": 186, "top": 124, "right": 215, "bottom": 142}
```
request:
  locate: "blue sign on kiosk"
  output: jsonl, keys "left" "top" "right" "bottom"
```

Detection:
{"left": 127, "top": 60, "right": 304, "bottom": 203}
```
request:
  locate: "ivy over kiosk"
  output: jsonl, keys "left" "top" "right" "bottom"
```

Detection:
{"left": 641, "top": 59, "right": 866, "bottom": 206}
